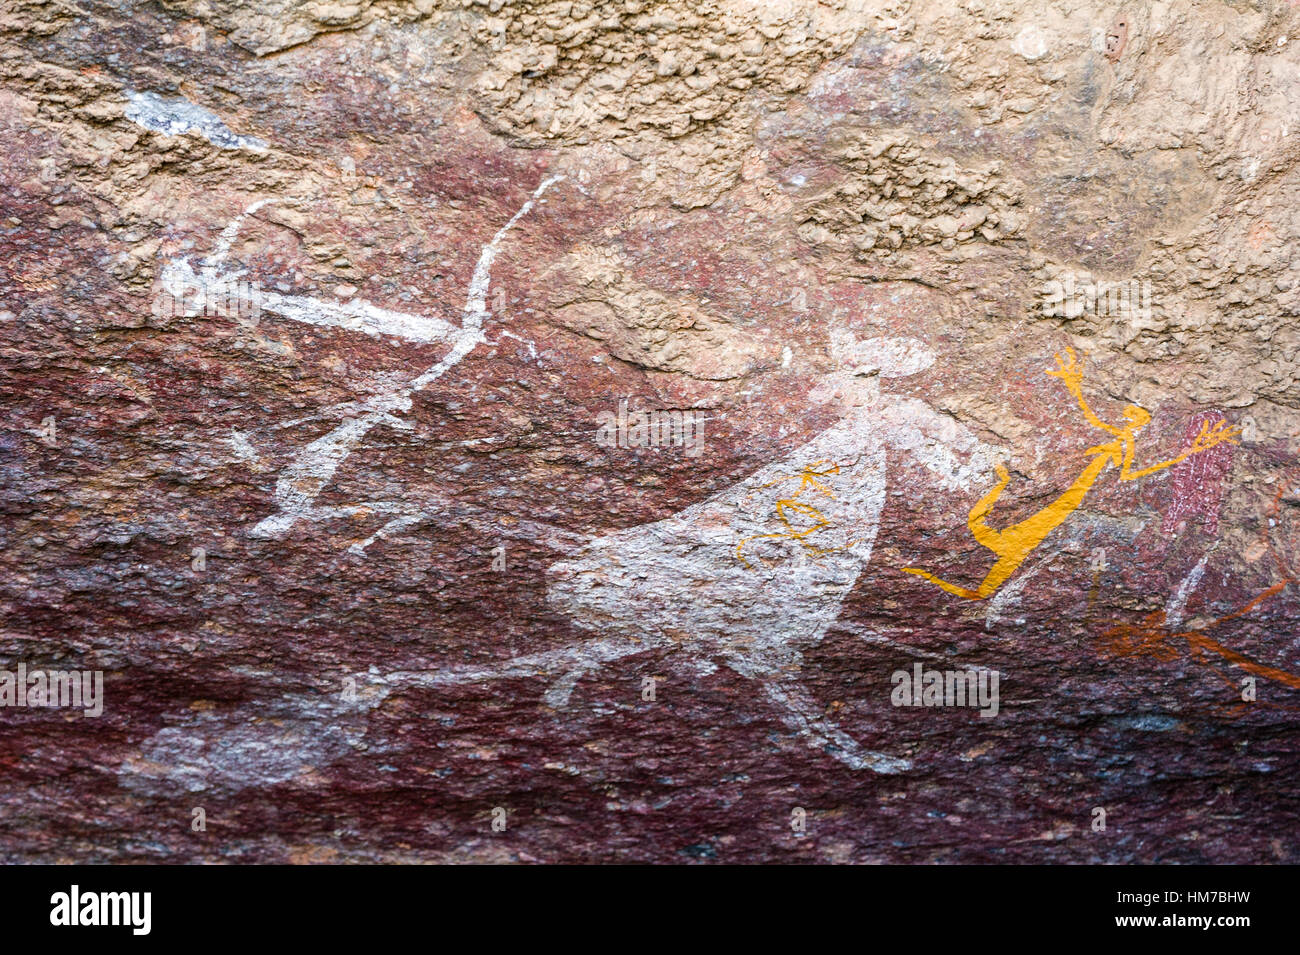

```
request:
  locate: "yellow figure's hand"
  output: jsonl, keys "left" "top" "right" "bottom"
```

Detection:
{"left": 1189, "top": 419, "right": 1241, "bottom": 455}
{"left": 1045, "top": 346, "right": 1083, "bottom": 390}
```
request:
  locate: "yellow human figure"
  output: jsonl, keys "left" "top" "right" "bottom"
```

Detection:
{"left": 903, "top": 347, "right": 1240, "bottom": 601}
{"left": 736, "top": 461, "right": 856, "bottom": 569}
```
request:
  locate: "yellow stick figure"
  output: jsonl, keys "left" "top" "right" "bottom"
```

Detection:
{"left": 736, "top": 460, "right": 856, "bottom": 569}
{"left": 903, "top": 347, "right": 1241, "bottom": 600}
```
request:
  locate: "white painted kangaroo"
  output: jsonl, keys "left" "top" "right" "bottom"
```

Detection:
{"left": 383, "top": 333, "right": 1005, "bottom": 772}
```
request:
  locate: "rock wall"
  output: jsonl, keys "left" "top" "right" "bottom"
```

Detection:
{"left": 1, "top": 0, "right": 1297, "bottom": 862}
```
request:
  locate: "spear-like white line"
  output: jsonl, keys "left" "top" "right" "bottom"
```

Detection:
{"left": 250, "top": 175, "right": 565, "bottom": 539}
{"left": 172, "top": 197, "right": 463, "bottom": 344}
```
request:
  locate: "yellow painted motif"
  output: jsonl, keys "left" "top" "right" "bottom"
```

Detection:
{"left": 903, "top": 347, "right": 1240, "bottom": 601}
{"left": 736, "top": 460, "right": 856, "bottom": 570}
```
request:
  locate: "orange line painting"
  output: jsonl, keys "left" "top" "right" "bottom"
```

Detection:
{"left": 903, "top": 347, "right": 1241, "bottom": 600}
{"left": 1099, "top": 474, "right": 1300, "bottom": 706}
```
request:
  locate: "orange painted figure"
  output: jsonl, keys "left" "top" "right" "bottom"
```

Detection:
{"left": 1099, "top": 601, "right": 1300, "bottom": 698}
{"left": 1099, "top": 473, "right": 1300, "bottom": 707}
{"left": 904, "top": 347, "right": 1240, "bottom": 600}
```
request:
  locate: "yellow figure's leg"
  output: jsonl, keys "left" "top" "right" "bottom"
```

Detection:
{"left": 902, "top": 552, "right": 1021, "bottom": 602}
{"left": 902, "top": 465, "right": 1013, "bottom": 600}
{"left": 969, "top": 553, "right": 1025, "bottom": 599}
{"left": 900, "top": 567, "right": 984, "bottom": 600}
{"left": 968, "top": 464, "right": 1011, "bottom": 551}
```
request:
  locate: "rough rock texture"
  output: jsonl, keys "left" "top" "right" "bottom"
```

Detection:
{"left": 1, "top": 0, "right": 1298, "bottom": 863}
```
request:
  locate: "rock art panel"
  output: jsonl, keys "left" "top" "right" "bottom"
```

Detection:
{"left": 1, "top": 0, "right": 1298, "bottom": 865}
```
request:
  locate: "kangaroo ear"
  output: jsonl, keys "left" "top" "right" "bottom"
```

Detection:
{"left": 854, "top": 337, "right": 936, "bottom": 378}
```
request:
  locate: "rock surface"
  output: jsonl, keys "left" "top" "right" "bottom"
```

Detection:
{"left": 1, "top": 0, "right": 1298, "bottom": 863}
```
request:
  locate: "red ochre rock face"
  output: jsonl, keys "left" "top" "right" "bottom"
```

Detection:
{"left": 1, "top": 1, "right": 1298, "bottom": 864}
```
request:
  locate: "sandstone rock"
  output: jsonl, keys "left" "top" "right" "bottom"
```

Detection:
{"left": 0, "top": 0, "right": 1297, "bottom": 865}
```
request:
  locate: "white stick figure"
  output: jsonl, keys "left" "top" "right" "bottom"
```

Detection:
{"left": 157, "top": 175, "right": 566, "bottom": 540}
